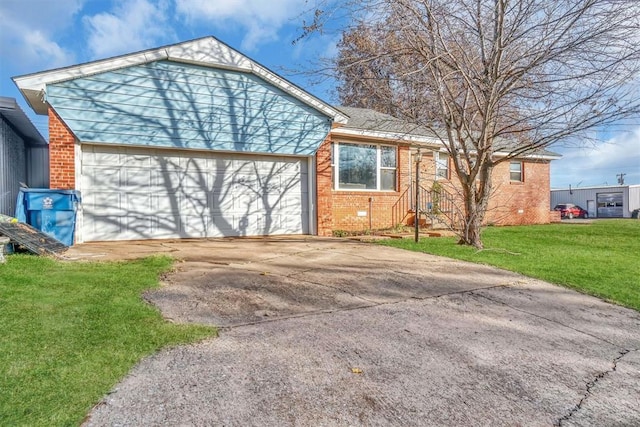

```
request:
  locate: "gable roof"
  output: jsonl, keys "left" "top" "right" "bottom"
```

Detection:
{"left": 334, "top": 106, "right": 561, "bottom": 160}
{"left": 0, "top": 97, "right": 46, "bottom": 146}
{"left": 13, "top": 36, "right": 348, "bottom": 124}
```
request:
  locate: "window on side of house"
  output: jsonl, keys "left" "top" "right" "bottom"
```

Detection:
{"left": 435, "top": 152, "right": 449, "bottom": 180}
{"left": 335, "top": 142, "right": 397, "bottom": 191}
{"left": 330, "top": 142, "right": 335, "bottom": 185}
{"left": 510, "top": 161, "right": 523, "bottom": 182}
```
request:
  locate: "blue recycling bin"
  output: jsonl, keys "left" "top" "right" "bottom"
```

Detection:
{"left": 15, "top": 189, "right": 81, "bottom": 246}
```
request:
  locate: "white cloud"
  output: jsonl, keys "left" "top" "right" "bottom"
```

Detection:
{"left": 551, "top": 127, "right": 640, "bottom": 187}
{"left": 83, "top": 0, "right": 174, "bottom": 59}
{"left": 0, "top": 0, "right": 83, "bottom": 69}
{"left": 175, "top": 0, "right": 307, "bottom": 50}
{"left": 21, "top": 30, "right": 76, "bottom": 68}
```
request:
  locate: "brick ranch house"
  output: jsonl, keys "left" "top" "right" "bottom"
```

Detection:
{"left": 320, "top": 107, "right": 561, "bottom": 233}
{"left": 14, "top": 37, "right": 560, "bottom": 243}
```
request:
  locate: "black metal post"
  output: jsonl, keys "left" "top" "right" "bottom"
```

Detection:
{"left": 414, "top": 149, "right": 421, "bottom": 243}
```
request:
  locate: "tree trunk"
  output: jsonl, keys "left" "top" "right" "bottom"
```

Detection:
{"left": 458, "top": 162, "right": 493, "bottom": 249}
{"left": 458, "top": 203, "right": 485, "bottom": 249}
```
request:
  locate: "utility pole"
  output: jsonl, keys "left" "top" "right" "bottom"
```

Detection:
{"left": 617, "top": 173, "right": 626, "bottom": 185}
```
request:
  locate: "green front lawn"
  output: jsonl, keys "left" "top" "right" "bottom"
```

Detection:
{"left": 0, "top": 255, "right": 214, "bottom": 427}
{"left": 379, "top": 220, "right": 640, "bottom": 311}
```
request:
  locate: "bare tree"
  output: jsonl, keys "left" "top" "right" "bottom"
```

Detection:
{"left": 309, "top": 0, "right": 640, "bottom": 248}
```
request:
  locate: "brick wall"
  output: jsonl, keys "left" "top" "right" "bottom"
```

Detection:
{"left": 316, "top": 137, "right": 410, "bottom": 236}
{"left": 427, "top": 158, "right": 554, "bottom": 226}
{"left": 318, "top": 138, "right": 555, "bottom": 234}
{"left": 485, "top": 160, "right": 553, "bottom": 225}
{"left": 316, "top": 134, "right": 333, "bottom": 236}
{"left": 48, "top": 107, "right": 76, "bottom": 189}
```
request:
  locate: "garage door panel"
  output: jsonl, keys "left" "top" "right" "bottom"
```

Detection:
{"left": 233, "top": 193, "right": 259, "bottom": 212}
{"left": 211, "top": 191, "right": 235, "bottom": 212}
{"left": 85, "top": 167, "right": 122, "bottom": 188}
{"left": 83, "top": 214, "right": 123, "bottom": 241}
{"left": 82, "top": 146, "right": 310, "bottom": 241}
{"left": 124, "top": 154, "right": 151, "bottom": 168}
{"left": 147, "top": 218, "right": 180, "bottom": 239}
{"left": 206, "top": 159, "right": 234, "bottom": 175}
{"left": 257, "top": 213, "right": 280, "bottom": 235}
{"left": 181, "top": 173, "right": 209, "bottom": 190}
{"left": 153, "top": 171, "right": 210, "bottom": 192}
{"left": 180, "top": 192, "right": 209, "bottom": 215}
{"left": 150, "top": 193, "right": 182, "bottom": 214}
{"left": 84, "top": 192, "right": 124, "bottom": 216}
{"left": 152, "top": 170, "right": 183, "bottom": 190}
{"left": 124, "top": 169, "right": 152, "bottom": 188}
{"left": 126, "top": 193, "right": 152, "bottom": 211}
{"left": 123, "top": 216, "right": 154, "bottom": 240}
{"left": 183, "top": 215, "right": 209, "bottom": 237}
{"left": 597, "top": 192, "right": 623, "bottom": 218}
{"left": 281, "top": 215, "right": 304, "bottom": 234}
{"left": 210, "top": 216, "right": 236, "bottom": 237}
{"left": 279, "top": 192, "right": 304, "bottom": 209}
{"left": 230, "top": 213, "right": 273, "bottom": 236}
{"left": 84, "top": 148, "right": 121, "bottom": 166}
{"left": 181, "top": 156, "right": 207, "bottom": 171}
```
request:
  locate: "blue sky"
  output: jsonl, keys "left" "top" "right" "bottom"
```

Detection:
{"left": 1, "top": 0, "right": 638, "bottom": 188}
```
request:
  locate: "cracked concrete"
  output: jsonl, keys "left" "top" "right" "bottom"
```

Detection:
{"left": 67, "top": 237, "right": 640, "bottom": 426}
{"left": 558, "top": 349, "right": 640, "bottom": 426}
{"left": 555, "top": 349, "right": 628, "bottom": 426}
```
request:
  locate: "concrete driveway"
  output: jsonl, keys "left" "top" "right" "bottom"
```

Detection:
{"left": 69, "top": 237, "right": 640, "bottom": 426}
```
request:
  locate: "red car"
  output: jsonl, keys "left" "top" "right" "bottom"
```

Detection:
{"left": 554, "top": 203, "right": 589, "bottom": 219}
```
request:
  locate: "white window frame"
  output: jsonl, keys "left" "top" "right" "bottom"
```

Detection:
{"left": 510, "top": 161, "right": 523, "bottom": 182}
{"left": 333, "top": 142, "right": 397, "bottom": 191}
{"left": 435, "top": 151, "right": 449, "bottom": 180}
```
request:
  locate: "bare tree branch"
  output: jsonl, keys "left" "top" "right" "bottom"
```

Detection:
{"left": 314, "top": 0, "right": 640, "bottom": 247}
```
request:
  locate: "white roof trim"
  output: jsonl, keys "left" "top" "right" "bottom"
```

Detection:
{"left": 333, "top": 127, "right": 561, "bottom": 160}
{"left": 13, "top": 36, "right": 348, "bottom": 123}
{"left": 552, "top": 184, "right": 639, "bottom": 191}
{"left": 508, "top": 152, "right": 562, "bottom": 161}
{"left": 331, "top": 126, "right": 442, "bottom": 146}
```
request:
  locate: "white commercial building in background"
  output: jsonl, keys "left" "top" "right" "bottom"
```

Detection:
{"left": 551, "top": 185, "right": 640, "bottom": 218}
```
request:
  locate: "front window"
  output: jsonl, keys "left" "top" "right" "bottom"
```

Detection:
{"left": 510, "top": 161, "right": 523, "bottom": 182}
{"left": 335, "top": 143, "right": 397, "bottom": 191}
{"left": 435, "top": 152, "right": 449, "bottom": 179}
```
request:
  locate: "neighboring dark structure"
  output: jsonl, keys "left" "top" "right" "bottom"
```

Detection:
{"left": 0, "top": 97, "right": 49, "bottom": 217}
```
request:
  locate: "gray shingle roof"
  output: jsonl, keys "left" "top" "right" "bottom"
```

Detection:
{"left": 335, "top": 106, "right": 438, "bottom": 139}
{"left": 336, "top": 106, "right": 561, "bottom": 159}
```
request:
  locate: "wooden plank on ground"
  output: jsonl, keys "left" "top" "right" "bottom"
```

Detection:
{"left": 0, "top": 222, "right": 68, "bottom": 256}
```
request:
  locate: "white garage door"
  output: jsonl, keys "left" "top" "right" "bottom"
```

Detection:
{"left": 80, "top": 145, "right": 310, "bottom": 241}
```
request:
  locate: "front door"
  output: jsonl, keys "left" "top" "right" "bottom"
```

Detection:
{"left": 587, "top": 200, "right": 596, "bottom": 218}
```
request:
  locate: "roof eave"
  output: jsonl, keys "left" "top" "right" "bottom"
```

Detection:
{"left": 331, "top": 127, "right": 442, "bottom": 146}
{"left": 12, "top": 36, "right": 348, "bottom": 123}
{"left": 494, "top": 150, "right": 562, "bottom": 160}
{"left": 0, "top": 96, "right": 47, "bottom": 145}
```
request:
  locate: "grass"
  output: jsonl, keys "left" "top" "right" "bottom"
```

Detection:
{"left": 0, "top": 255, "right": 215, "bottom": 427}
{"left": 379, "top": 220, "right": 640, "bottom": 311}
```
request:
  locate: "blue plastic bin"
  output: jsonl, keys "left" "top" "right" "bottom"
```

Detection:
{"left": 15, "top": 189, "right": 82, "bottom": 246}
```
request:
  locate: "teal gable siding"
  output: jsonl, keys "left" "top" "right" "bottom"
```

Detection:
{"left": 46, "top": 61, "right": 331, "bottom": 155}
